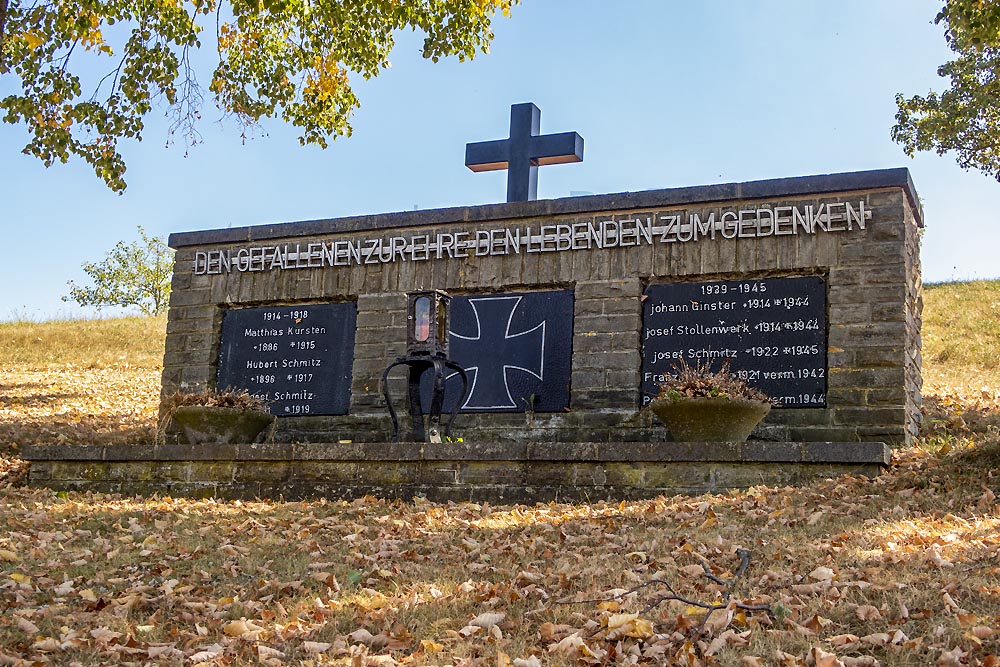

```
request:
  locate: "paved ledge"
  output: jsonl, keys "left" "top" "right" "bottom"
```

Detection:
{"left": 23, "top": 441, "right": 890, "bottom": 502}
{"left": 22, "top": 441, "right": 891, "bottom": 465}
{"left": 168, "top": 168, "right": 921, "bottom": 248}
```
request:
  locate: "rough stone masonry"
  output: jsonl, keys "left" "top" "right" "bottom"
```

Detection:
{"left": 162, "top": 168, "right": 922, "bottom": 447}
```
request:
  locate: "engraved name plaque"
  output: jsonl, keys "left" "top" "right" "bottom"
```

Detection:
{"left": 217, "top": 303, "right": 357, "bottom": 416}
{"left": 641, "top": 276, "right": 827, "bottom": 408}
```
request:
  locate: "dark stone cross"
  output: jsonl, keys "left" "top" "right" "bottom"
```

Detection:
{"left": 447, "top": 296, "right": 545, "bottom": 410}
{"left": 465, "top": 102, "right": 584, "bottom": 202}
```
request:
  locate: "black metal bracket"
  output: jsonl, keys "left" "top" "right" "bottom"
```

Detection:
{"left": 381, "top": 355, "right": 469, "bottom": 443}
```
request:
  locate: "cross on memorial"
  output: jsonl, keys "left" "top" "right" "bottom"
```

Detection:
{"left": 447, "top": 296, "right": 545, "bottom": 410}
{"left": 465, "top": 102, "right": 584, "bottom": 202}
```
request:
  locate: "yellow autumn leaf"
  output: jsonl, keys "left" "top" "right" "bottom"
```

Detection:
{"left": 606, "top": 613, "right": 637, "bottom": 630}
{"left": 421, "top": 640, "right": 444, "bottom": 653}
{"left": 79, "top": 588, "right": 98, "bottom": 602}
{"left": 23, "top": 32, "right": 44, "bottom": 50}
{"left": 623, "top": 618, "right": 654, "bottom": 639}
{"left": 0, "top": 549, "right": 18, "bottom": 562}
{"left": 10, "top": 573, "right": 31, "bottom": 584}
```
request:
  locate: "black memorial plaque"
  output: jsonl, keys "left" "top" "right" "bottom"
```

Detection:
{"left": 426, "top": 290, "right": 574, "bottom": 413}
{"left": 641, "top": 276, "right": 827, "bottom": 408}
{"left": 217, "top": 302, "right": 357, "bottom": 416}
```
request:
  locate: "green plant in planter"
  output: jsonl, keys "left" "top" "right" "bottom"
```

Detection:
{"left": 648, "top": 359, "right": 776, "bottom": 442}
{"left": 161, "top": 389, "right": 276, "bottom": 445}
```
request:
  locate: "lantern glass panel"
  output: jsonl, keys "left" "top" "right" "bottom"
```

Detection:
{"left": 414, "top": 296, "right": 431, "bottom": 342}
{"left": 437, "top": 298, "right": 448, "bottom": 346}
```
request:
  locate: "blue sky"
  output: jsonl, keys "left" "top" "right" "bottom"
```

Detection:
{"left": 1, "top": 1, "right": 996, "bottom": 321}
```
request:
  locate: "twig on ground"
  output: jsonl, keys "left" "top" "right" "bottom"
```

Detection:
{"left": 558, "top": 548, "right": 773, "bottom": 636}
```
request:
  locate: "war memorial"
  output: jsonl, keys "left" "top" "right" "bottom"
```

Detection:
{"left": 24, "top": 104, "right": 923, "bottom": 501}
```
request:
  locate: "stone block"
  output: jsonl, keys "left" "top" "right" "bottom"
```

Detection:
{"left": 525, "top": 462, "right": 579, "bottom": 486}
{"left": 290, "top": 461, "right": 359, "bottom": 482}
{"left": 854, "top": 348, "right": 905, "bottom": 367}
{"left": 426, "top": 441, "right": 526, "bottom": 460}
{"left": 234, "top": 461, "right": 292, "bottom": 482}
{"left": 573, "top": 332, "right": 634, "bottom": 354}
{"left": 50, "top": 461, "right": 107, "bottom": 480}
{"left": 186, "top": 461, "right": 236, "bottom": 482}
{"left": 741, "top": 441, "right": 803, "bottom": 462}
{"left": 802, "top": 441, "right": 890, "bottom": 465}
{"left": 238, "top": 442, "right": 293, "bottom": 460}
{"left": 163, "top": 482, "right": 219, "bottom": 499}
{"left": 576, "top": 280, "right": 638, "bottom": 299}
{"left": 640, "top": 463, "right": 711, "bottom": 489}
{"left": 21, "top": 444, "right": 104, "bottom": 461}
{"left": 572, "top": 368, "right": 606, "bottom": 390}
{"left": 788, "top": 426, "right": 858, "bottom": 442}
{"left": 105, "top": 462, "right": 157, "bottom": 481}
{"left": 711, "top": 463, "right": 800, "bottom": 489}
{"left": 358, "top": 461, "right": 421, "bottom": 485}
{"left": 602, "top": 298, "right": 640, "bottom": 315}
{"left": 575, "top": 314, "right": 639, "bottom": 334}
{"left": 155, "top": 443, "right": 238, "bottom": 461}
{"left": 527, "top": 441, "right": 600, "bottom": 461}
{"left": 829, "top": 322, "right": 906, "bottom": 347}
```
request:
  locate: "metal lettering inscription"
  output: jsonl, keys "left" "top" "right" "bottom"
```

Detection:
{"left": 641, "top": 276, "right": 828, "bottom": 408}
{"left": 193, "top": 202, "right": 871, "bottom": 274}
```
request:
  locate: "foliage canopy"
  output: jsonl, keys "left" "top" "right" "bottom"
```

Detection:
{"left": 63, "top": 226, "right": 174, "bottom": 316}
{"left": 0, "top": 0, "right": 515, "bottom": 192}
{"left": 893, "top": 0, "right": 1000, "bottom": 181}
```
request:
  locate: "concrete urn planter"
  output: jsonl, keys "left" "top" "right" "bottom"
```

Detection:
{"left": 649, "top": 397, "right": 771, "bottom": 442}
{"left": 168, "top": 406, "right": 276, "bottom": 444}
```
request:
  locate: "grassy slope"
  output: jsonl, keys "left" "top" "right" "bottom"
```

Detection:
{"left": 0, "top": 316, "right": 166, "bottom": 453}
{"left": 0, "top": 315, "right": 166, "bottom": 368}
{"left": 0, "top": 285, "right": 997, "bottom": 666}
{"left": 923, "top": 280, "right": 1000, "bottom": 390}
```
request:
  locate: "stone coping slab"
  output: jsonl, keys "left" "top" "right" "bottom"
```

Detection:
{"left": 22, "top": 441, "right": 891, "bottom": 466}
{"left": 168, "top": 168, "right": 921, "bottom": 248}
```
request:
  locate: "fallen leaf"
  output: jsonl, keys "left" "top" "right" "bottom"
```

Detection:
{"left": 302, "top": 641, "right": 332, "bottom": 653}
{"left": 471, "top": 612, "right": 506, "bottom": 629}
{"left": 258, "top": 645, "right": 286, "bottom": 659}
{"left": 512, "top": 657, "right": 541, "bottom": 667}
{"left": 938, "top": 647, "right": 966, "bottom": 666}
{"left": 420, "top": 640, "right": 444, "bottom": 653}
{"left": 842, "top": 657, "right": 880, "bottom": 667}
{"left": 16, "top": 616, "right": 40, "bottom": 635}
{"left": 854, "top": 605, "right": 882, "bottom": 621}
{"left": 188, "top": 643, "right": 224, "bottom": 663}
{"left": 809, "top": 646, "right": 844, "bottom": 667}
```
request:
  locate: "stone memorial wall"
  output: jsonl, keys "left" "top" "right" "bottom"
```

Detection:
{"left": 160, "top": 168, "right": 923, "bottom": 447}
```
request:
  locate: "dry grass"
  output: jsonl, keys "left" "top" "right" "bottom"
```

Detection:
{"left": 923, "top": 280, "right": 1000, "bottom": 391}
{"left": 0, "top": 315, "right": 165, "bottom": 454}
{"left": 0, "top": 285, "right": 997, "bottom": 665}
{"left": 0, "top": 314, "right": 166, "bottom": 368}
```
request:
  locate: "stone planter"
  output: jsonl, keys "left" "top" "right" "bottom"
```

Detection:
{"left": 648, "top": 397, "right": 771, "bottom": 442}
{"left": 167, "top": 406, "right": 276, "bottom": 445}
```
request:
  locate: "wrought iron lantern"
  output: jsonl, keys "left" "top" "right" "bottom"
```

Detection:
{"left": 406, "top": 290, "right": 451, "bottom": 357}
{"left": 383, "top": 290, "right": 468, "bottom": 443}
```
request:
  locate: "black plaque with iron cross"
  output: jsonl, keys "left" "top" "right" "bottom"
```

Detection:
{"left": 466, "top": 103, "right": 584, "bottom": 202}
{"left": 421, "top": 290, "right": 574, "bottom": 413}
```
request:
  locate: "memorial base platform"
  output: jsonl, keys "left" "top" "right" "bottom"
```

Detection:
{"left": 22, "top": 441, "right": 891, "bottom": 503}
